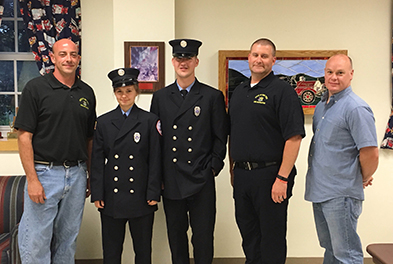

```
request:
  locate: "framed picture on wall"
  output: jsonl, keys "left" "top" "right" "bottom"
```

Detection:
{"left": 218, "top": 50, "right": 348, "bottom": 115}
{"left": 124, "top": 41, "right": 165, "bottom": 93}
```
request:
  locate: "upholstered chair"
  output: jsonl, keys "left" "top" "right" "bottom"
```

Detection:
{"left": 0, "top": 176, "right": 26, "bottom": 264}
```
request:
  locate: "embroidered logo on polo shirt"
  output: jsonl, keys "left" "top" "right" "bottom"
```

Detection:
{"left": 254, "top": 94, "right": 268, "bottom": 104}
{"left": 79, "top": 98, "right": 90, "bottom": 110}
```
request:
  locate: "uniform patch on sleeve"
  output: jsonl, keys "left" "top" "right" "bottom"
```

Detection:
{"left": 156, "top": 120, "right": 162, "bottom": 135}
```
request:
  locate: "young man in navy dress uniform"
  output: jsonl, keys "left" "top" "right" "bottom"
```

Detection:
{"left": 150, "top": 39, "right": 228, "bottom": 264}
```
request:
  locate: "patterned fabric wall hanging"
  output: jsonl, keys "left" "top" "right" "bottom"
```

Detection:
{"left": 18, "top": 0, "right": 81, "bottom": 75}
{"left": 380, "top": 29, "right": 393, "bottom": 149}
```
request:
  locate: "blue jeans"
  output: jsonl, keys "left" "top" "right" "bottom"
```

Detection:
{"left": 18, "top": 162, "right": 87, "bottom": 264}
{"left": 313, "top": 197, "right": 363, "bottom": 264}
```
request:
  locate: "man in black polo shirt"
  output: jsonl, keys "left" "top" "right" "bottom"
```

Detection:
{"left": 229, "top": 38, "right": 305, "bottom": 264}
{"left": 15, "top": 39, "right": 96, "bottom": 263}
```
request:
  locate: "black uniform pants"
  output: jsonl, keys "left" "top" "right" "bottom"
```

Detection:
{"left": 100, "top": 212, "right": 154, "bottom": 264}
{"left": 163, "top": 176, "right": 216, "bottom": 264}
{"left": 233, "top": 165, "right": 295, "bottom": 264}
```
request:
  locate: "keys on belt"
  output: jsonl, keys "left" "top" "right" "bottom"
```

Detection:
{"left": 234, "top": 161, "right": 278, "bottom": 170}
{"left": 34, "top": 160, "right": 81, "bottom": 168}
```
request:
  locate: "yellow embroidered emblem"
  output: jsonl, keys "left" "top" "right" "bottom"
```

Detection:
{"left": 254, "top": 94, "right": 268, "bottom": 104}
{"left": 79, "top": 98, "right": 90, "bottom": 110}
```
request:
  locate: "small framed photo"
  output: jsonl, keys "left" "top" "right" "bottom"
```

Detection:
{"left": 124, "top": 41, "right": 165, "bottom": 93}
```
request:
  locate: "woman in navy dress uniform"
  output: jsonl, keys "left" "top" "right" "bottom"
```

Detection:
{"left": 90, "top": 68, "right": 162, "bottom": 264}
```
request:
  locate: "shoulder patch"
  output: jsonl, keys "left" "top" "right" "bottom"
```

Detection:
{"left": 156, "top": 120, "right": 162, "bottom": 136}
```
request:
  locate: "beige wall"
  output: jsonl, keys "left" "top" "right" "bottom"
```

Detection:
{"left": 174, "top": 0, "right": 393, "bottom": 258}
{"left": 1, "top": 0, "right": 392, "bottom": 261}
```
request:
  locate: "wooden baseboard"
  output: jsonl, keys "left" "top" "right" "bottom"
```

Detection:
{"left": 75, "top": 257, "right": 374, "bottom": 264}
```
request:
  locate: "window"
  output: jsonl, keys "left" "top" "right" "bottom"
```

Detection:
{"left": 0, "top": 0, "right": 40, "bottom": 133}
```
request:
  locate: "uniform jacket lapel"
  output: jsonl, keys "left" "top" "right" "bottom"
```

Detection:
{"left": 112, "top": 105, "right": 141, "bottom": 142}
{"left": 111, "top": 107, "right": 124, "bottom": 131}
{"left": 169, "top": 84, "right": 183, "bottom": 108}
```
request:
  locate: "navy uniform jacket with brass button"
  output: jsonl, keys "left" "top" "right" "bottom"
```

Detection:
{"left": 150, "top": 79, "right": 228, "bottom": 200}
{"left": 90, "top": 105, "right": 162, "bottom": 219}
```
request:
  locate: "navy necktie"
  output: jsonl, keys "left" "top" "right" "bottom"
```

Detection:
{"left": 180, "top": 89, "right": 188, "bottom": 99}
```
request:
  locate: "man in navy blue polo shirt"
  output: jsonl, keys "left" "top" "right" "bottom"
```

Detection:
{"left": 229, "top": 38, "right": 305, "bottom": 264}
{"left": 305, "top": 54, "right": 378, "bottom": 263}
{"left": 15, "top": 39, "right": 96, "bottom": 263}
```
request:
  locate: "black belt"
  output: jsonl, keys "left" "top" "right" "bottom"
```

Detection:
{"left": 34, "top": 160, "right": 82, "bottom": 168}
{"left": 235, "top": 161, "right": 279, "bottom": 171}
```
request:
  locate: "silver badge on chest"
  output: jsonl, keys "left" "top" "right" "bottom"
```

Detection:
{"left": 134, "top": 132, "right": 141, "bottom": 143}
{"left": 194, "top": 106, "right": 201, "bottom": 117}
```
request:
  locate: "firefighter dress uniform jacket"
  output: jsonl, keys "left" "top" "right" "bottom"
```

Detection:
{"left": 90, "top": 105, "right": 162, "bottom": 219}
{"left": 150, "top": 79, "right": 228, "bottom": 200}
